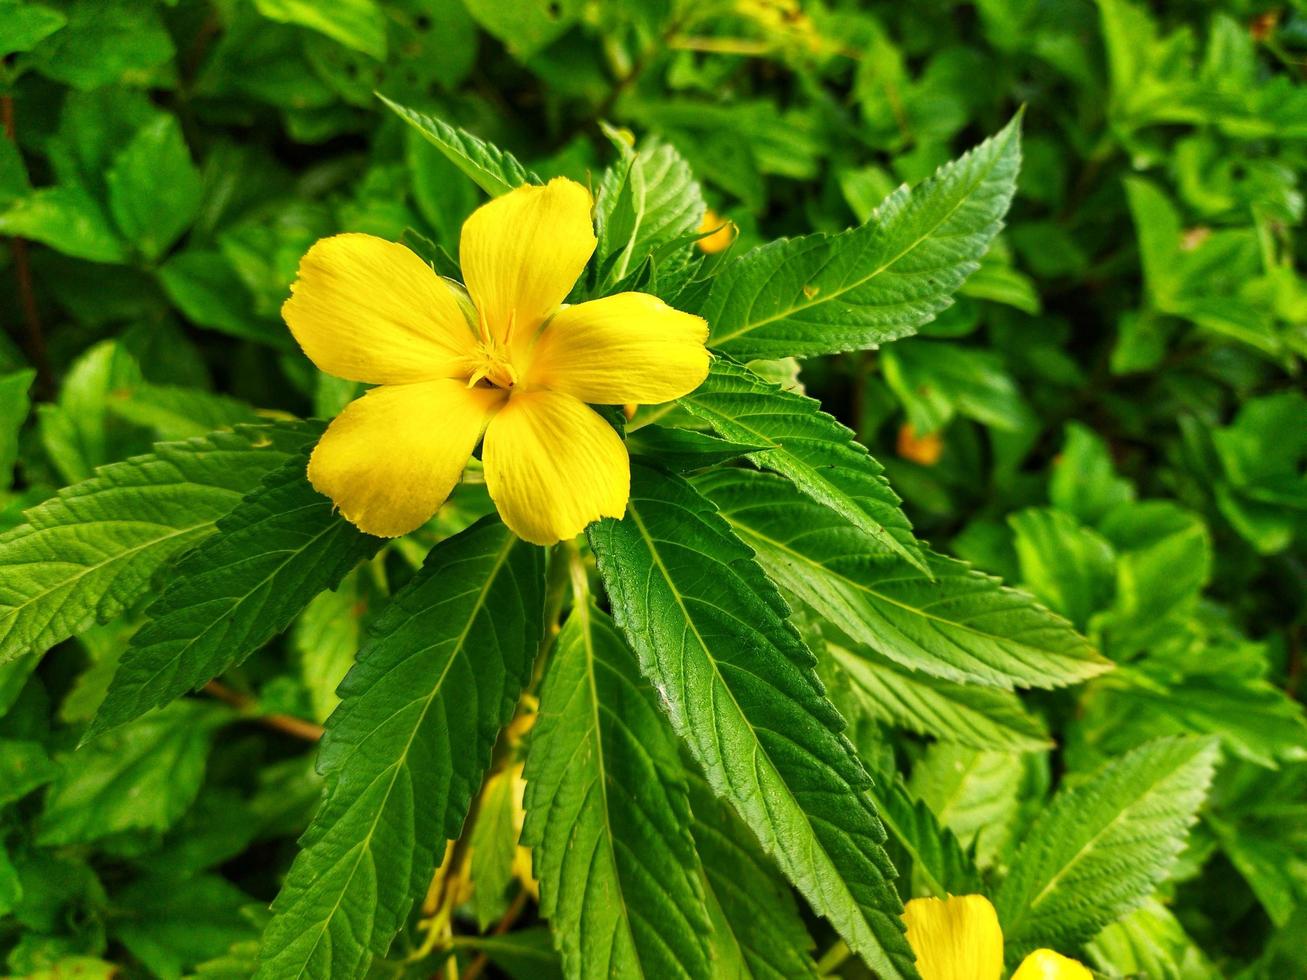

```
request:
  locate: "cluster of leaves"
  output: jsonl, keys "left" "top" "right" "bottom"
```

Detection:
{"left": 1, "top": 1, "right": 1304, "bottom": 979}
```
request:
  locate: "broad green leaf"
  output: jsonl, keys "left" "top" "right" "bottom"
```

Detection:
{"left": 910, "top": 744, "right": 1026, "bottom": 873}
{"left": 1048, "top": 423, "right": 1136, "bottom": 526}
{"left": 460, "top": 0, "right": 581, "bottom": 58}
{"left": 106, "top": 382, "right": 264, "bottom": 441}
{"left": 824, "top": 640, "right": 1050, "bottom": 752}
{"left": 0, "top": 2, "right": 66, "bottom": 56}
{"left": 0, "top": 369, "right": 36, "bottom": 488}
{"left": 0, "top": 739, "right": 59, "bottom": 806}
{"left": 0, "top": 185, "right": 127, "bottom": 263}
{"left": 25, "top": 0, "right": 173, "bottom": 91}
{"left": 595, "top": 129, "right": 705, "bottom": 288}
{"left": 468, "top": 764, "right": 522, "bottom": 931}
{"left": 88, "top": 452, "right": 382, "bottom": 740}
{"left": 881, "top": 341, "right": 1032, "bottom": 434}
{"left": 256, "top": 517, "right": 544, "bottom": 980}
{"left": 253, "top": 0, "right": 386, "bottom": 59}
{"left": 868, "top": 774, "right": 981, "bottom": 899}
{"left": 680, "top": 359, "right": 925, "bottom": 570}
{"left": 625, "top": 423, "right": 765, "bottom": 473}
{"left": 106, "top": 116, "right": 203, "bottom": 262}
{"left": 699, "top": 468, "right": 1109, "bottom": 689}
{"left": 38, "top": 339, "right": 143, "bottom": 484}
{"left": 292, "top": 569, "right": 370, "bottom": 723}
{"left": 379, "top": 96, "right": 540, "bottom": 197}
{"left": 684, "top": 769, "right": 820, "bottom": 979}
{"left": 0, "top": 423, "right": 314, "bottom": 663}
{"left": 37, "top": 700, "right": 229, "bottom": 846}
{"left": 158, "top": 250, "right": 288, "bottom": 348}
{"left": 996, "top": 736, "right": 1219, "bottom": 958}
{"left": 111, "top": 873, "right": 258, "bottom": 979}
{"left": 588, "top": 463, "right": 918, "bottom": 980}
{"left": 1084, "top": 897, "right": 1221, "bottom": 980}
{"left": 700, "top": 115, "right": 1021, "bottom": 358}
{"left": 1009, "top": 507, "right": 1116, "bottom": 631}
{"left": 524, "top": 600, "right": 711, "bottom": 978}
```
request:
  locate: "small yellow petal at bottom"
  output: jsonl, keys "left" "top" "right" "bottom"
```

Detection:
{"left": 525, "top": 292, "right": 710, "bottom": 405}
{"left": 481, "top": 391, "right": 628, "bottom": 545}
{"left": 284, "top": 234, "right": 477, "bottom": 385}
{"left": 1011, "top": 949, "right": 1094, "bottom": 980}
{"left": 308, "top": 380, "right": 505, "bottom": 538}
{"left": 902, "top": 895, "right": 1004, "bottom": 980}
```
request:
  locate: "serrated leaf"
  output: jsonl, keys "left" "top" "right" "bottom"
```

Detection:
{"left": 379, "top": 96, "right": 540, "bottom": 197}
{"left": 0, "top": 423, "right": 315, "bottom": 664}
{"left": 996, "top": 736, "right": 1219, "bottom": 959}
{"left": 700, "top": 115, "right": 1021, "bottom": 358}
{"left": 680, "top": 359, "right": 925, "bottom": 570}
{"left": 625, "top": 423, "right": 765, "bottom": 472}
{"left": 684, "top": 768, "right": 820, "bottom": 979}
{"left": 595, "top": 130, "right": 705, "bottom": 288}
{"left": 38, "top": 700, "right": 229, "bottom": 846}
{"left": 88, "top": 452, "right": 383, "bottom": 740}
{"left": 256, "top": 517, "right": 543, "bottom": 980}
{"left": 868, "top": 775, "right": 981, "bottom": 898}
{"left": 825, "top": 640, "right": 1050, "bottom": 752}
{"left": 588, "top": 462, "right": 918, "bottom": 980}
{"left": 699, "top": 467, "right": 1110, "bottom": 690}
{"left": 524, "top": 600, "right": 711, "bottom": 979}
{"left": 910, "top": 744, "right": 1026, "bottom": 874}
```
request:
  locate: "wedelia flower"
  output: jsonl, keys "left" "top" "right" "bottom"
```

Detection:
{"left": 283, "top": 177, "right": 710, "bottom": 544}
{"left": 902, "top": 895, "right": 1092, "bottom": 980}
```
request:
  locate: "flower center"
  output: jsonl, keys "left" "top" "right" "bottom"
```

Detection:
{"left": 465, "top": 305, "right": 520, "bottom": 389}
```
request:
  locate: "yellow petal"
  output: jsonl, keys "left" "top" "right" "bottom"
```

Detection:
{"left": 459, "top": 178, "right": 596, "bottom": 360}
{"left": 902, "top": 895, "right": 1004, "bottom": 980}
{"left": 308, "top": 380, "right": 505, "bottom": 537}
{"left": 284, "top": 234, "right": 477, "bottom": 385}
{"left": 524, "top": 292, "right": 710, "bottom": 405}
{"left": 481, "top": 391, "right": 628, "bottom": 545}
{"left": 1011, "top": 949, "right": 1094, "bottom": 980}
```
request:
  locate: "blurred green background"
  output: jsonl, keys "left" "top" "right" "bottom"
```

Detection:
{"left": 1, "top": 0, "right": 1305, "bottom": 976}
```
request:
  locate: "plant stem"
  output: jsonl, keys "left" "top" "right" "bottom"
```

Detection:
{"left": 202, "top": 680, "right": 324, "bottom": 741}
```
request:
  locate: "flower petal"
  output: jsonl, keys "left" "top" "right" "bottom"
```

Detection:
{"left": 1010, "top": 949, "right": 1094, "bottom": 980}
{"left": 284, "top": 234, "right": 476, "bottom": 384}
{"left": 459, "top": 178, "right": 596, "bottom": 359}
{"left": 308, "top": 380, "right": 505, "bottom": 537}
{"left": 481, "top": 391, "right": 628, "bottom": 545}
{"left": 524, "top": 292, "right": 710, "bottom": 404}
{"left": 901, "top": 895, "right": 1004, "bottom": 980}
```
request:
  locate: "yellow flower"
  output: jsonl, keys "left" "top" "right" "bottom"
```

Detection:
{"left": 283, "top": 178, "right": 710, "bottom": 544}
{"left": 902, "top": 895, "right": 1092, "bottom": 980}
{"left": 696, "top": 208, "right": 736, "bottom": 254}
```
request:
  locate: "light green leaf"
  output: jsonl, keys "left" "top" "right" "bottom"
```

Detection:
{"left": 256, "top": 517, "right": 543, "bottom": 980}
{"left": 292, "top": 569, "right": 369, "bottom": 723}
{"left": 700, "top": 115, "right": 1021, "bottom": 358}
{"left": 680, "top": 359, "right": 925, "bottom": 570}
{"left": 910, "top": 744, "right": 1026, "bottom": 873}
{"left": 699, "top": 468, "right": 1109, "bottom": 690}
{"left": 0, "top": 2, "right": 66, "bottom": 57}
{"left": 588, "top": 463, "right": 918, "bottom": 980}
{"left": 996, "top": 736, "right": 1219, "bottom": 958}
{"left": 468, "top": 765, "right": 522, "bottom": 931}
{"left": 684, "top": 768, "right": 820, "bottom": 979}
{"left": 869, "top": 774, "right": 981, "bottom": 899}
{"left": 0, "top": 185, "right": 127, "bottom": 264}
{"left": 0, "top": 423, "right": 313, "bottom": 663}
{"left": 88, "top": 451, "right": 382, "bottom": 740}
{"left": 379, "top": 96, "right": 540, "bottom": 198}
{"left": 1084, "top": 897, "right": 1221, "bottom": 980}
{"left": 106, "top": 116, "right": 203, "bottom": 261}
{"left": 25, "top": 0, "right": 173, "bottom": 91}
{"left": 37, "top": 700, "right": 229, "bottom": 846}
{"left": 460, "top": 0, "right": 580, "bottom": 58}
{"left": 1048, "top": 423, "right": 1136, "bottom": 526}
{"left": 105, "top": 382, "right": 264, "bottom": 441}
{"left": 881, "top": 341, "right": 1032, "bottom": 434}
{"left": 524, "top": 600, "right": 711, "bottom": 978}
{"left": 254, "top": 0, "right": 386, "bottom": 59}
{"left": 0, "top": 739, "right": 59, "bottom": 806}
{"left": 1009, "top": 507, "right": 1116, "bottom": 630}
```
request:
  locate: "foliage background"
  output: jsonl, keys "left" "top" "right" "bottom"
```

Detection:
{"left": 1, "top": 0, "right": 1305, "bottom": 977}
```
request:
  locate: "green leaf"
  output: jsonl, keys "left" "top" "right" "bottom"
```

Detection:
{"left": 106, "top": 117, "right": 203, "bottom": 262}
{"left": 292, "top": 569, "right": 369, "bottom": 723}
{"left": 157, "top": 250, "right": 288, "bottom": 348}
{"left": 868, "top": 774, "right": 981, "bottom": 898}
{"left": 37, "top": 700, "right": 228, "bottom": 846}
{"left": 684, "top": 768, "right": 820, "bottom": 979}
{"left": 680, "top": 359, "right": 925, "bottom": 570}
{"left": 1009, "top": 507, "right": 1116, "bottom": 631}
{"left": 110, "top": 873, "right": 258, "bottom": 979}
{"left": 625, "top": 423, "right": 765, "bottom": 473}
{"left": 0, "top": 369, "right": 36, "bottom": 489}
{"left": 256, "top": 517, "right": 543, "bottom": 980}
{"left": 595, "top": 129, "right": 705, "bottom": 288}
{"left": 0, "top": 2, "right": 66, "bottom": 57}
{"left": 824, "top": 640, "right": 1050, "bottom": 752}
{"left": 88, "top": 452, "right": 382, "bottom": 740}
{"left": 1048, "top": 423, "right": 1136, "bottom": 526}
{"left": 995, "top": 736, "right": 1219, "bottom": 958}
{"left": 699, "top": 468, "right": 1109, "bottom": 690}
{"left": 468, "top": 765, "right": 522, "bottom": 931}
{"left": 379, "top": 96, "right": 540, "bottom": 197}
{"left": 106, "top": 382, "right": 264, "bottom": 441}
{"left": 0, "top": 739, "right": 59, "bottom": 806}
{"left": 700, "top": 115, "right": 1021, "bottom": 358}
{"left": 25, "top": 0, "right": 173, "bottom": 91}
{"left": 588, "top": 462, "right": 918, "bottom": 980}
{"left": 460, "top": 0, "right": 580, "bottom": 58}
{"left": 1084, "top": 897, "right": 1221, "bottom": 980}
{"left": 910, "top": 744, "right": 1026, "bottom": 873}
{"left": 0, "top": 423, "right": 314, "bottom": 663}
{"left": 524, "top": 600, "right": 712, "bottom": 978}
{"left": 253, "top": 0, "right": 386, "bottom": 59}
{"left": 881, "top": 341, "right": 1032, "bottom": 434}
{"left": 0, "top": 185, "right": 127, "bottom": 264}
